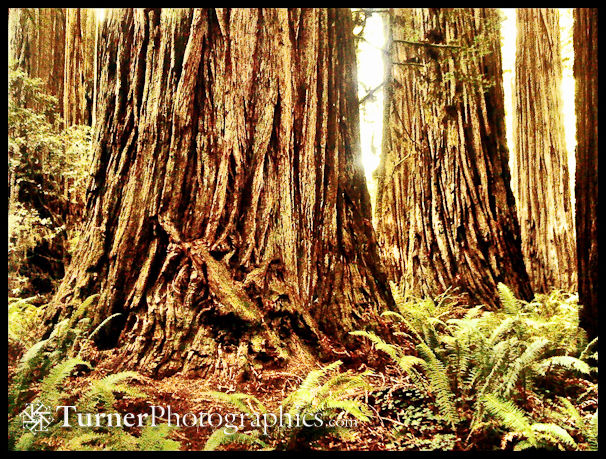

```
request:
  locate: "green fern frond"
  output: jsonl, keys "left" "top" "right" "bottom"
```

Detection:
{"left": 10, "top": 338, "right": 52, "bottom": 409}
{"left": 349, "top": 331, "right": 400, "bottom": 362}
{"left": 381, "top": 310, "right": 424, "bottom": 342}
{"left": 417, "top": 342, "right": 459, "bottom": 427}
{"left": 554, "top": 396, "right": 584, "bottom": 428}
{"left": 317, "top": 371, "right": 372, "bottom": 398}
{"left": 397, "top": 355, "right": 426, "bottom": 373}
{"left": 283, "top": 361, "right": 342, "bottom": 410}
{"left": 381, "top": 310, "right": 406, "bottom": 322}
{"left": 513, "top": 439, "right": 535, "bottom": 451}
{"left": 299, "top": 361, "right": 342, "bottom": 392}
{"left": 87, "top": 313, "right": 122, "bottom": 341}
{"left": 579, "top": 337, "right": 598, "bottom": 361}
{"left": 137, "top": 424, "right": 180, "bottom": 451}
{"left": 204, "top": 429, "right": 268, "bottom": 451}
{"left": 587, "top": 410, "right": 598, "bottom": 451}
{"left": 14, "top": 432, "right": 36, "bottom": 451}
{"left": 488, "top": 316, "right": 516, "bottom": 345}
{"left": 202, "top": 391, "right": 267, "bottom": 415}
{"left": 497, "top": 283, "right": 521, "bottom": 315}
{"left": 85, "top": 371, "right": 146, "bottom": 409}
{"left": 18, "top": 338, "right": 49, "bottom": 370}
{"left": 316, "top": 398, "right": 371, "bottom": 422}
{"left": 500, "top": 338, "right": 549, "bottom": 396}
{"left": 349, "top": 330, "right": 424, "bottom": 376}
{"left": 481, "top": 394, "right": 533, "bottom": 440}
{"left": 68, "top": 294, "right": 99, "bottom": 326}
{"left": 531, "top": 423, "right": 577, "bottom": 450}
{"left": 535, "top": 356, "right": 592, "bottom": 375}
{"left": 38, "top": 358, "right": 91, "bottom": 405}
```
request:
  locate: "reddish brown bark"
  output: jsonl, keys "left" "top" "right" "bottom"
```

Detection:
{"left": 375, "top": 8, "right": 532, "bottom": 306}
{"left": 574, "top": 8, "right": 598, "bottom": 339}
{"left": 512, "top": 8, "right": 576, "bottom": 293}
{"left": 48, "top": 8, "right": 393, "bottom": 377}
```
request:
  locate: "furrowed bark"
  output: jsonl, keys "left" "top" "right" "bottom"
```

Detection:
{"left": 573, "top": 8, "right": 598, "bottom": 340}
{"left": 63, "top": 8, "right": 96, "bottom": 126}
{"left": 48, "top": 8, "right": 393, "bottom": 377}
{"left": 512, "top": 8, "right": 576, "bottom": 293}
{"left": 376, "top": 8, "right": 532, "bottom": 306}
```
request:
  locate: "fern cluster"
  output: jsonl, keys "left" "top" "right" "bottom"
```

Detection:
{"left": 202, "top": 361, "right": 372, "bottom": 450}
{"left": 8, "top": 355, "right": 179, "bottom": 451}
{"left": 8, "top": 295, "right": 106, "bottom": 412}
{"left": 352, "top": 283, "right": 598, "bottom": 451}
{"left": 8, "top": 295, "right": 179, "bottom": 451}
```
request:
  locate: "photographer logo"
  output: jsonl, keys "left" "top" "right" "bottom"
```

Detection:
{"left": 21, "top": 402, "right": 53, "bottom": 433}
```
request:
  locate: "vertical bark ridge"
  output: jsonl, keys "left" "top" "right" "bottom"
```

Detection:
{"left": 573, "top": 8, "right": 598, "bottom": 339}
{"left": 64, "top": 9, "right": 96, "bottom": 126}
{"left": 376, "top": 8, "right": 531, "bottom": 306}
{"left": 512, "top": 9, "right": 576, "bottom": 292}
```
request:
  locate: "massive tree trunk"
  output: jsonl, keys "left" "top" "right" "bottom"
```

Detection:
{"left": 512, "top": 8, "right": 576, "bottom": 293}
{"left": 63, "top": 8, "right": 96, "bottom": 126}
{"left": 48, "top": 8, "right": 393, "bottom": 377}
{"left": 375, "top": 8, "right": 532, "bottom": 306}
{"left": 8, "top": 8, "right": 66, "bottom": 115}
{"left": 573, "top": 8, "right": 598, "bottom": 340}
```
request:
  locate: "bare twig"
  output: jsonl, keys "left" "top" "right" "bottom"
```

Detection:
{"left": 359, "top": 82, "right": 385, "bottom": 105}
{"left": 393, "top": 39, "right": 463, "bottom": 50}
{"left": 393, "top": 61, "right": 425, "bottom": 67}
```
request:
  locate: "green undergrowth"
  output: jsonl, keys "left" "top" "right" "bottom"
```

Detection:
{"left": 8, "top": 295, "right": 179, "bottom": 451}
{"left": 8, "top": 283, "right": 598, "bottom": 451}
{"left": 352, "top": 283, "right": 598, "bottom": 451}
{"left": 202, "top": 360, "right": 373, "bottom": 451}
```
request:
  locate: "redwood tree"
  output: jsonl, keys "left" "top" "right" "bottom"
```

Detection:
{"left": 512, "top": 8, "right": 576, "bottom": 293}
{"left": 8, "top": 8, "right": 66, "bottom": 115}
{"left": 574, "top": 8, "right": 598, "bottom": 339}
{"left": 48, "top": 8, "right": 393, "bottom": 377}
{"left": 375, "top": 8, "right": 531, "bottom": 305}
{"left": 9, "top": 8, "right": 94, "bottom": 125}
{"left": 63, "top": 8, "right": 96, "bottom": 126}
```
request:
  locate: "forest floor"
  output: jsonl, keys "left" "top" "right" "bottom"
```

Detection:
{"left": 8, "top": 289, "right": 598, "bottom": 451}
{"left": 8, "top": 341, "right": 466, "bottom": 451}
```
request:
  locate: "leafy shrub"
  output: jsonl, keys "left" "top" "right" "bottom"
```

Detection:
{"left": 8, "top": 68, "right": 92, "bottom": 297}
{"left": 8, "top": 296, "right": 44, "bottom": 348}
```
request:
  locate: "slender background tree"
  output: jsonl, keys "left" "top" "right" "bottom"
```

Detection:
{"left": 512, "top": 8, "right": 576, "bottom": 293}
{"left": 63, "top": 8, "right": 96, "bottom": 126}
{"left": 9, "top": 8, "right": 66, "bottom": 116}
{"left": 574, "top": 8, "right": 598, "bottom": 340}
